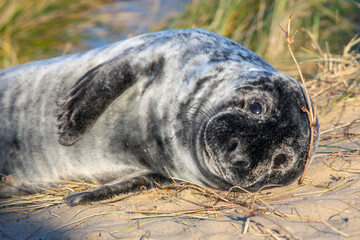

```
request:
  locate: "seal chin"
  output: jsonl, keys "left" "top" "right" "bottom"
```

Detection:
{"left": 212, "top": 150, "right": 300, "bottom": 190}
{"left": 218, "top": 158, "right": 272, "bottom": 188}
{"left": 223, "top": 145, "right": 305, "bottom": 190}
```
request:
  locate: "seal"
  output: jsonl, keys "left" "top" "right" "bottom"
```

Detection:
{"left": 0, "top": 29, "right": 319, "bottom": 206}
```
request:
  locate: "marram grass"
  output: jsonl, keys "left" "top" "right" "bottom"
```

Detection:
{"left": 159, "top": 0, "right": 358, "bottom": 62}
{"left": 0, "top": 0, "right": 112, "bottom": 69}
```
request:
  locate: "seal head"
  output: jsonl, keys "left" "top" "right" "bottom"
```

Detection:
{"left": 198, "top": 74, "right": 319, "bottom": 190}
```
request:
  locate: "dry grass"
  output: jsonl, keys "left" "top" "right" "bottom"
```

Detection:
{"left": 0, "top": 0, "right": 114, "bottom": 69}
{"left": 0, "top": 179, "right": 99, "bottom": 212}
{"left": 159, "top": 0, "right": 358, "bottom": 63}
{"left": 306, "top": 35, "right": 360, "bottom": 107}
{"left": 279, "top": 12, "right": 317, "bottom": 184}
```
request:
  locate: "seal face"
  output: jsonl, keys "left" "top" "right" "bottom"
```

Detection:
{"left": 0, "top": 29, "right": 319, "bottom": 205}
{"left": 201, "top": 77, "right": 313, "bottom": 190}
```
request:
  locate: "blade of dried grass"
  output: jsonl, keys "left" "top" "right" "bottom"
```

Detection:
{"left": 228, "top": 185, "right": 289, "bottom": 220}
{"left": 316, "top": 178, "right": 356, "bottom": 197}
{"left": 321, "top": 219, "right": 360, "bottom": 237}
{"left": 110, "top": 219, "right": 165, "bottom": 234}
{"left": 127, "top": 205, "right": 228, "bottom": 215}
{"left": 170, "top": 177, "right": 248, "bottom": 208}
{"left": 53, "top": 211, "right": 125, "bottom": 231}
{"left": 321, "top": 119, "right": 360, "bottom": 135}
{"left": 242, "top": 217, "right": 250, "bottom": 234}
{"left": 280, "top": 12, "right": 317, "bottom": 185}
{"left": 259, "top": 215, "right": 300, "bottom": 240}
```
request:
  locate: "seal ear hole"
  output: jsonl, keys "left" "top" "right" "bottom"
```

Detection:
{"left": 228, "top": 139, "right": 238, "bottom": 152}
{"left": 273, "top": 154, "right": 287, "bottom": 169}
{"left": 248, "top": 101, "right": 263, "bottom": 115}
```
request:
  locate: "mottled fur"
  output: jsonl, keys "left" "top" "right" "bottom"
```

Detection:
{"left": 0, "top": 29, "right": 319, "bottom": 205}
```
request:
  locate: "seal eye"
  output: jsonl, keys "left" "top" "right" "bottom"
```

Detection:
{"left": 248, "top": 101, "right": 262, "bottom": 115}
{"left": 274, "top": 154, "right": 287, "bottom": 168}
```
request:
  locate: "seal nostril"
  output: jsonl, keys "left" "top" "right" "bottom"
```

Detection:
{"left": 274, "top": 154, "right": 287, "bottom": 169}
{"left": 228, "top": 139, "right": 238, "bottom": 152}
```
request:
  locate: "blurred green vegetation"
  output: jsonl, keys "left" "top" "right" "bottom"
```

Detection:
{"left": 1, "top": 0, "right": 359, "bottom": 74}
{"left": 0, "top": 0, "right": 111, "bottom": 69}
{"left": 161, "top": 0, "right": 359, "bottom": 68}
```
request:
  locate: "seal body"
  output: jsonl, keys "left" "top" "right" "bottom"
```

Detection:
{"left": 0, "top": 29, "right": 319, "bottom": 205}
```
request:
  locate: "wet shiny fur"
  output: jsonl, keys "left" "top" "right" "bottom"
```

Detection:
{"left": 0, "top": 29, "right": 319, "bottom": 206}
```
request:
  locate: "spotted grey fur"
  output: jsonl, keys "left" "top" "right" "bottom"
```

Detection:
{"left": 0, "top": 29, "right": 319, "bottom": 206}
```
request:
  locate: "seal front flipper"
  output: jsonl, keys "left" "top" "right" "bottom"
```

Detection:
{"left": 57, "top": 52, "right": 165, "bottom": 146}
{"left": 65, "top": 171, "right": 169, "bottom": 207}
{"left": 57, "top": 59, "right": 136, "bottom": 145}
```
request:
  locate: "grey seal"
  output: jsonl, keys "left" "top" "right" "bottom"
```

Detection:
{"left": 0, "top": 29, "right": 319, "bottom": 206}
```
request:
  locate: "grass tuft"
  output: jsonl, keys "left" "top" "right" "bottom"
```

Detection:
{"left": 159, "top": 0, "right": 359, "bottom": 69}
{"left": 0, "top": 0, "right": 113, "bottom": 69}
